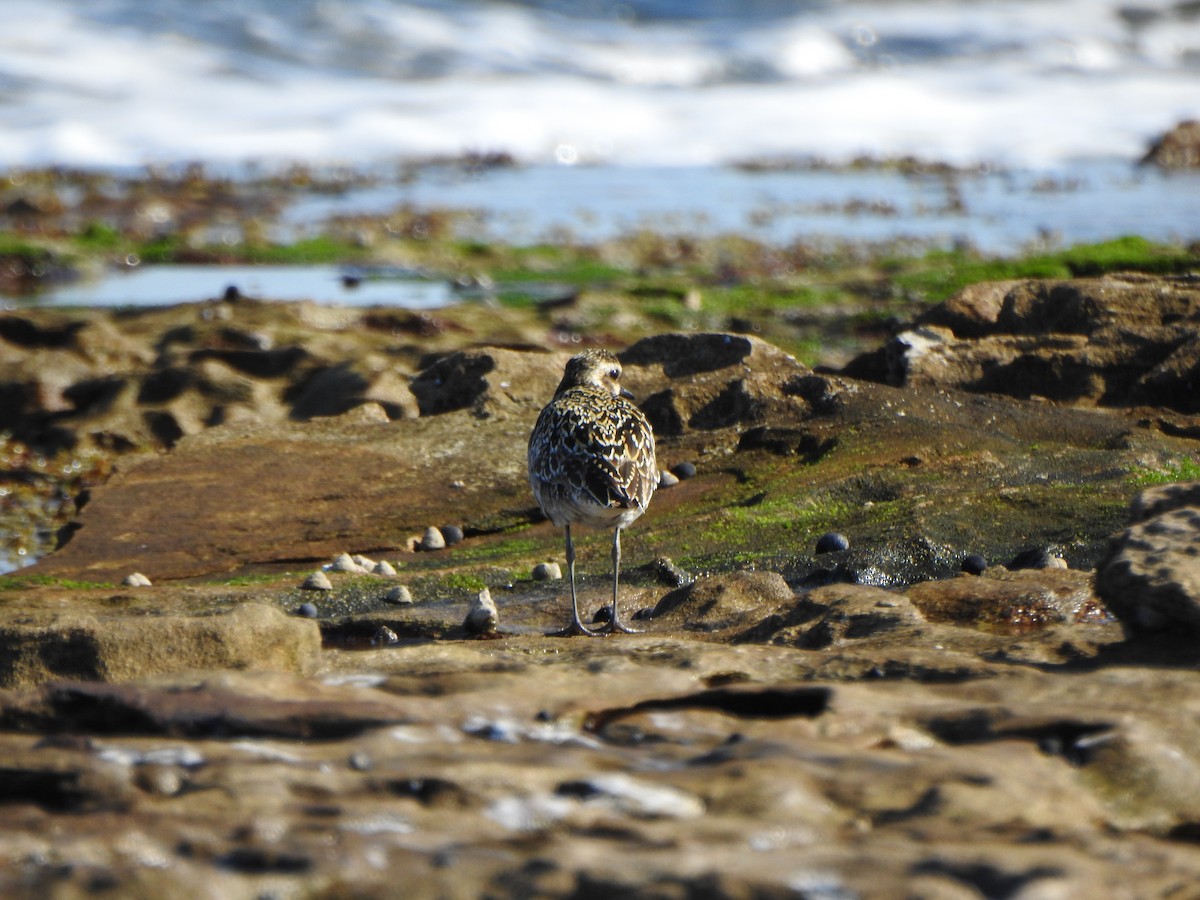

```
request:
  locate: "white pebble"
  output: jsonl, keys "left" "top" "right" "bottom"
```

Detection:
{"left": 122, "top": 572, "right": 152, "bottom": 588}
{"left": 532, "top": 562, "right": 562, "bottom": 581}
{"left": 352, "top": 554, "right": 377, "bottom": 571}
{"left": 384, "top": 586, "right": 413, "bottom": 604}
{"left": 331, "top": 553, "right": 366, "bottom": 573}
{"left": 658, "top": 470, "right": 680, "bottom": 488}
{"left": 421, "top": 527, "right": 446, "bottom": 551}
{"left": 374, "top": 560, "right": 397, "bottom": 577}
{"left": 464, "top": 588, "right": 498, "bottom": 634}
{"left": 303, "top": 571, "right": 333, "bottom": 591}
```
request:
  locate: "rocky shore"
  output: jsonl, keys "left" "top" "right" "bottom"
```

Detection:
{"left": 1, "top": 272, "right": 1200, "bottom": 897}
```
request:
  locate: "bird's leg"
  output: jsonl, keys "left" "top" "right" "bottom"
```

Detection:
{"left": 547, "top": 524, "right": 602, "bottom": 637}
{"left": 607, "top": 526, "right": 643, "bottom": 634}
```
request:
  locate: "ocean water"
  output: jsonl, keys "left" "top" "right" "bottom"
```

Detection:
{"left": 1, "top": 0, "right": 1198, "bottom": 309}
{"left": 3, "top": 0, "right": 1198, "bottom": 169}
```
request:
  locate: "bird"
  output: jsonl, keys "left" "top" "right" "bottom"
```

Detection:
{"left": 528, "top": 349, "right": 657, "bottom": 636}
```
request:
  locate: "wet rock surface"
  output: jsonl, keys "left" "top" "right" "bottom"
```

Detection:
{"left": 3, "top": 281, "right": 1200, "bottom": 895}
{"left": 856, "top": 273, "right": 1200, "bottom": 414}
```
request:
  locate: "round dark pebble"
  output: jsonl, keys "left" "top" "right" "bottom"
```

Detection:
{"left": 632, "top": 606, "right": 655, "bottom": 621}
{"left": 961, "top": 554, "right": 988, "bottom": 576}
{"left": 439, "top": 524, "right": 464, "bottom": 546}
{"left": 671, "top": 461, "right": 697, "bottom": 480}
{"left": 591, "top": 606, "right": 612, "bottom": 624}
{"left": 295, "top": 602, "right": 318, "bottom": 618}
{"left": 815, "top": 532, "right": 850, "bottom": 554}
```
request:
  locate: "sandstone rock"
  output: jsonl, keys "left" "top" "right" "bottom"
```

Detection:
{"left": 906, "top": 567, "right": 1106, "bottom": 629}
{"left": 0, "top": 603, "right": 320, "bottom": 688}
{"left": 1141, "top": 119, "right": 1200, "bottom": 169}
{"left": 0, "top": 670, "right": 410, "bottom": 739}
{"left": 620, "top": 332, "right": 814, "bottom": 437}
{"left": 736, "top": 582, "right": 926, "bottom": 648}
{"left": 866, "top": 275, "right": 1200, "bottom": 413}
{"left": 1129, "top": 482, "right": 1200, "bottom": 522}
{"left": 652, "top": 570, "right": 794, "bottom": 631}
{"left": 1096, "top": 483, "right": 1200, "bottom": 633}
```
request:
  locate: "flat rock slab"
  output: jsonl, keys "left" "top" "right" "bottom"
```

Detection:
{"left": 0, "top": 634, "right": 1196, "bottom": 896}
{"left": 0, "top": 602, "right": 320, "bottom": 688}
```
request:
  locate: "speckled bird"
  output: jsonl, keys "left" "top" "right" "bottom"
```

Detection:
{"left": 528, "top": 349, "right": 657, "bottom": 636}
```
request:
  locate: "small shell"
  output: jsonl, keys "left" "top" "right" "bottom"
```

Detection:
{"left": 464, "top": 588, "right": 498, "bottom": 635}
{"left": 532, "top": 562, "right": 562, "bottom": 581}
{"left": 303, "top": 571, "right": 334, "bottom": 591}
{"left": 331, "top": 553, "right": 365, "bottom": 573}
{"left": 122, "top": 572, "right": 152, "bottom": 588}
{"left": 371, "top": 626, "right": 399, "bottom": 646}
{"left": 384, "top": 585, "right": 413, "bottom": 605}
{"left": 420, "top": 527, "right": 446, "bottom": 551}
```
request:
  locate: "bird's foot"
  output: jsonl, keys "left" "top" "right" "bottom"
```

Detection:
{"left": 606, "top": 620, "right": 644, "bottom": 634}
{"left": 545, "top": 621, "right": 607, "bottom": 638}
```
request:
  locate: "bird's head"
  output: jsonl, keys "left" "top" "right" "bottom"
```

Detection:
{"left": 556, "top": 348, "right": 630, "bottom": 399}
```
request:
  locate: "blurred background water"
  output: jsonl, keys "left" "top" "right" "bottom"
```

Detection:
{"left": 4, "top": 0, "right": 1199, "bottom": 167}
{"left": 1, "top": 0, "right": 1199, "bottom": 290}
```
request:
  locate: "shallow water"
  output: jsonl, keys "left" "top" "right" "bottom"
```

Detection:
{"left": 9, "top": 160, "right": 1199, "bottom": 309}
{"left": 26, "top": 264, "right": 453, "bottom": 309}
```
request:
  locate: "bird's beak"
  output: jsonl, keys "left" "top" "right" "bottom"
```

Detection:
{"left": 620, "top": 387, "right": 635, "bottom": 400}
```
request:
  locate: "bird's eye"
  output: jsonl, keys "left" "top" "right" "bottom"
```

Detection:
{"left": 609, "top": 368, "right": 620, "bottom": 379}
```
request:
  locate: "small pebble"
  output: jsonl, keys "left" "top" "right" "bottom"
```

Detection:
{"left": 374, "top": 560, "right": 397, "bottom": 577}
{"left": 371, "top": 626, "right": 399, "bottom": 646}
{"left": 135, "top": 764, "right": 184, "bottom": 797}
{"left": 295, "top": 602, "right": 319, "bottom": 618}
{"left": 384, "top": 585, "right": 413, "bottom": 604}
{"left": 330, "top": 553, "right": 365, "bottom": 574}
{"left": 122, "top": 572, "right": 152, "bottom": 588}
{"left": 421, "top": 526, "right": 446, "bottom": 551}
{"left": 671, "top": 461, "right": 697, "bottom": 480}
{"left": 302, "top": 571, "right": 333, "bottom": 591}
{"left": 439, "top": 525, "right": 464, "bottom": 546}
{"left": 961, "top": 554, "right": 987, "bottom": 576}
{"left": 815, "top": 532, "right": 850, "bottom": 554}
{"left": 464, "top": 588, "right": 498, "bottom": 635}
{"left": 658, "top": 470, "right": 680, "bottom": 488}
{"left": 352, "top": 554, "right": 377, "bottom": 571}
{"left": 532, "top": 562, "right": 562, "bottom": 581}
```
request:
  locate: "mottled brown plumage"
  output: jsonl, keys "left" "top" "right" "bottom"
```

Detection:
{"left": 528, "top": 349, "right": 657, "bottom": 636}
